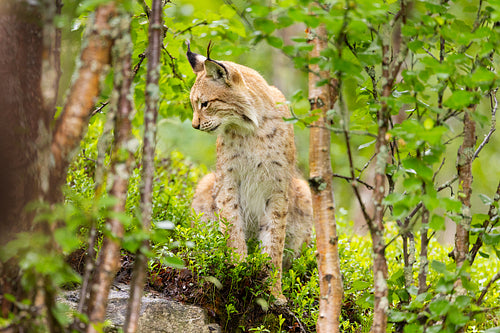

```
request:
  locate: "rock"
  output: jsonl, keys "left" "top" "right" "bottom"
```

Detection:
{"left": 60, "top": 284, "right": 220, "bottom": 333}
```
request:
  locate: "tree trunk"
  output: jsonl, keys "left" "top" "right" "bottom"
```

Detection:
{"left": 0, "top": 0, "right": 44, "bottom": 244}
{"left": 50, "top": 2, "right": 116, "bottom": 203}
{"left": 308, "top": 23, "right": 343, "bottom": 333}
{"left": 369, "top": 28, "right": 392, "bottom": 333}
{"left": 85, "top": 7, "right": 135, "bottom": 332}
{"left": 123, "top": 0, "right": 162, "bottom": 331}
{"left": 454, "top": 109, "right": 476, "bottom": 274}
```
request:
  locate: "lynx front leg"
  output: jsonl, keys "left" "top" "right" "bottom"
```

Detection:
{"left": 217, "top": 185, "right": 248, "bottom": 258}
{"left": 259, "top": 195, "right": 288, "bottom": 304}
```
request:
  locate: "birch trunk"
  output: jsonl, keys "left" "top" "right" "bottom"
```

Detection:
{"left": 308, "top": 23, "right": 343, "bottom": 333}
{"left": 123, "top": 0, "right": 162, "bottom": 331}
{"left": 50, "top": 3, "right": 116, "bottom": 202}
{"left": 86, "top": 7, "right": 135, "bottom": 332}
{"left": 454, "top": 109, "right": 476, "bottom": 274}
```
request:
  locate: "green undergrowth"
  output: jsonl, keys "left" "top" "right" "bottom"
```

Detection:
{"left": 4, "top": 144, "right": 499, "bottom": 332}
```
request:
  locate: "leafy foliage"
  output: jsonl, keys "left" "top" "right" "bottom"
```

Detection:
{"left": 2, "top": 0, "right": 500, "bottom": 332}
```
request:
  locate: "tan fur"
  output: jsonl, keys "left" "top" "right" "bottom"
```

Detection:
{"left": 187, "top": 49, "right": 312, "bottom": 303}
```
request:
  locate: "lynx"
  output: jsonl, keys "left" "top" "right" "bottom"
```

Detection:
{"left": 187, "top": 43, "right": 312, "bottom": 303}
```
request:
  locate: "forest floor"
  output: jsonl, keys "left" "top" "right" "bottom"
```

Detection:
{"left": 65, "top": 249, "right": 318, "bottom": 333}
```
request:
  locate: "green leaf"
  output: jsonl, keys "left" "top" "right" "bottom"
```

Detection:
{"left": 479, "top": 193, "right": 493, "bottom": 205}
{"left": 248, "top": 4, "right": 270, "bottom": 17}
{"left": 254, "top": 18, "right": 276, "bottom": 34}
{"left": 429, "top": 299, "right": 450, "bottom": 316}
{"left": 402, "top": 158, "right": 433, "bottom": 181}
{"left": 351, "top": 280, "right": 371, "bottom": 291}
{"left": 431, "top": 260, "right": 447, "bottom": 274}
{"left": 403, "top": 323, "right": 424, "bottom": 333}
{"left": 403, "top": 177, "right": 422, "bottom": 192}
{"left": 483, "top": 233, "right": 500, "bottom": 246}
{"left": 446, "top": 306, "right": 469, "bottom": 325}
{"left": 429, "top": 215, "right": 445, "bottom": 231}
{"left": 219, "top": 4, "right": 235, "bottom": 18}
{"left": 389, "top": 310, "right": 408, "bottom": 322}
{"left": 444, "top": 90, "right": 477, "bottom": 109}
{"left": 440, "top": 198, "right": 462, "bottom": 213}
{"left": 266, "top": 36, "right": 283, "bottom": 48}
{"left": 161, "top": 255, "right": 185, "bottom": 269}
{"left": 455, "top": 295, "right": 470, "bottom": 309}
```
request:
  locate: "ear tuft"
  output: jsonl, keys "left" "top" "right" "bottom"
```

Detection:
{"left": 186, "top": 41, "right": 206, "bottom": 73}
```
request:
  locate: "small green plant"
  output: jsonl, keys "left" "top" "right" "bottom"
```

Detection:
{"left": 249, "top": 325, "right": 271, "bottom": 332}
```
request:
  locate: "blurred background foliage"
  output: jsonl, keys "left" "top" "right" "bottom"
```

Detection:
{"left": 59, "top": 0, "right": 499, "bottom": 222}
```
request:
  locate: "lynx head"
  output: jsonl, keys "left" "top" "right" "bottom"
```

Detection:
{"left": 186, "top": 42, "right": 259, "bottom": 134}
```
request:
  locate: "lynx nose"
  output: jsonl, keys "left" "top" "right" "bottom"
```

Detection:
{"left": 192, "top": 117, "right": 200, "bottom": 129}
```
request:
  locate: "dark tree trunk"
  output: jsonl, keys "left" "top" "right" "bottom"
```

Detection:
{"left": 0, "top": 0, "right": 45, "bottom": 244}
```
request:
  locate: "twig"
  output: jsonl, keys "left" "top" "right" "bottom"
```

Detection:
{"left": 357, "top": 153, "right": 377, "bottom": 174}
{"left": 433, "top": 157, "right": 446, "bottom": 182}
{"left": 422, "top": 47, "right": 439, "bottom": 61}
{"left": 133, "top": 52, "right": 146, "bottom": 76}
{"left": 437, "top": 175, "right": 458, "bottom": 193}
{"left": 473, "top": 88, "right": 497, "bottom": 160}
{"left": 163, "top": 48, "right": 185, "bottom": 82}
{"left": 222, "top": 0, "right": 252, "bottom": 29}
{"left": 340, "top": 91, "right": 373, "bottom": 226}
{"left": 476, "top": 271, "right": 500, "bottom": 305}
{"left": 139, "top": 0, "right": 151, "bottom": 18}
{"left": 469, "top": 180, "right": 500, "bottom": 264}
{"left": 174, "top": 20, "right": 208, "bottom": 37}
{"left": 82, "top": 149, "right": 97, "bottom": 164}
{"left": 332, "top": 173, "right": 374, "bottom": 190}
{"left": 90, "top": 102, "right": 109, "bottom": 117}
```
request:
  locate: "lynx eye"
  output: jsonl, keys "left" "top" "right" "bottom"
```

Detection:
{"left": 200, "top": 101, "right": 209, "bottom": 108}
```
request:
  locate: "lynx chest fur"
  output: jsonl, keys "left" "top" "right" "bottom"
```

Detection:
{"left": 187, "top": 44, "right": 312, "bottom": 302}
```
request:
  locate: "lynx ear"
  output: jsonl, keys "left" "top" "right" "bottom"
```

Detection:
{"left": 204, "top": 59, "right": 230, "bottom": 85}
{"left": 186, "top": 41, "right": 206, "bottom": 73}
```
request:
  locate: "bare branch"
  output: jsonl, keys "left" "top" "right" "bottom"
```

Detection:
{"left": 90, "top": 102, "right": 109, "bottom": 117}
{"left": 473, "top": 88, "right": 497, "bottom": 160}
{"left": 332, "top": 173, "right": 374, "bottom": 190}
{"left": 476, "top": 271, "right": 500, "bottom": 306}
{"left": 174, "top": 20, "right": 208, "bottom": 37}
{"left": 469, "top": 180, "right": 500, "bottom": 265}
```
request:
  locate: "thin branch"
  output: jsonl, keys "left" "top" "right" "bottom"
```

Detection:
{"left": 222, "top": 0, "right": 252, "bottom": 29}
{"left": 422, "top": 47, "right": 439, "bottom": 61}
{"left": 174, "top": 20, "right": 208, "bottom": 37}
{"left": 340, "top": 91, "right": 374, "bottom": 227}
{"left": 138, "top": 0, "right": 151, "bottom": 18}
{"left": 90, "top": 102, "right": 109, "bottom": 117}
{"left": 476, "top": 271, "right": 500, "bottom": 306}
{"left": 332, "top": 173, "right": 374, "bottom": 190}
{"left": 132, "top": 52, "right": 146, "bottom": 76}
{"left": 469, "top": 180, "right": 500, "bottom": 264}
{"left": 473, "top": 89, "right": 497, "bottom": 160}
{"left": 357, "top": 153, "right": 377, "bottom": 174}
{"left": 437, "top": 175, "right": 458, "bottom": 193}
